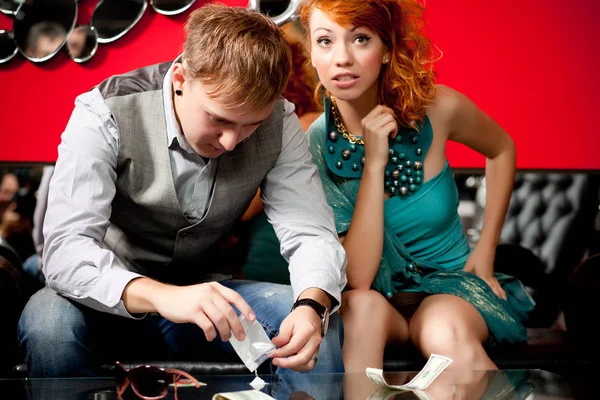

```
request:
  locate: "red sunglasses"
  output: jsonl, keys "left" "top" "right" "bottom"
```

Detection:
{"left": 114, "top": 361, "right": 202, "bottom": 399}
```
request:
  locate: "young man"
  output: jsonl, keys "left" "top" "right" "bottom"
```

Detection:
{"left": 18, "top": 4, "right": 346, "bottom": 378}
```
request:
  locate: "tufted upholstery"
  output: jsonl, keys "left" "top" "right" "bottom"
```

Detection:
{"left": 483, "top": 173, "right": 599, "bottom": 327}
{"left": 502, "top": 173, "right": 594, "bottom": 270}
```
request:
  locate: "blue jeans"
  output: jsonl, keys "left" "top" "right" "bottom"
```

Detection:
{"left": 18, "top": 281, "right": 344, "bottom": 380}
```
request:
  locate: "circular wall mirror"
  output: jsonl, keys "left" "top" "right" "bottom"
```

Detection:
{"left": 0, "top": 30, "right": 18, "bottom": 64}
{"left": 151, "top": 0, "right": 196, "bottom": 16}
{"left": 249, "top": 0, "right": 300, "bottom": 26}
{"left": 0, "top": 0, "right": 19, "bottom": 16}
{"left": 269, "top": 0, "right": 300, "bottom": 26}
{"left": 90, "top": 0, "right": 147, "bottom": 43}
{"left": 13, "top": 0, "right": 77, "bottom": 63}
{"left": 66, "top": 25, "right": 98, "bottom": 63}
{"left": 259, "top": 0, "right": 290, "bottom": 17}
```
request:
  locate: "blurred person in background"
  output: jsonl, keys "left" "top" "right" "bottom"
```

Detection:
{"left": 0, "top": 171, "right": 18, "bottom": 217}
{"left": 0, "top": 169, "right": 39, "bottom": 265}
{"left": 0, "top": 168, "right": 42, "bottom": 377}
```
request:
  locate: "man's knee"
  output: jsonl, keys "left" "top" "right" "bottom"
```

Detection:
{"left": 19, "top": 288, "right": 86, "bottom": 352}
{"left": 241, "top": 282, "right": 294, "bottom": 337}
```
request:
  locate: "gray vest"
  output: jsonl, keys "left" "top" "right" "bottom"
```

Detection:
{"left": 97, "top": 62, "right": 283, "bottom": 283}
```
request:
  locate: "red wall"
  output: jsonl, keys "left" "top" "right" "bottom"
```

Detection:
{"left": 1, "top": 0, "right": 599, "bottom": 169}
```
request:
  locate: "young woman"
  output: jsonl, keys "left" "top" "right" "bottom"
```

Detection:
{"left": 300, "top": 0, "right": 535, "bottom": 374}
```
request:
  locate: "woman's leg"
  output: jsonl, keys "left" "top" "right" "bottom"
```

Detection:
{"left": 340, "top": 289, "right": 410, "bottom": 373}
{"left": 409, "top": 294, "right": 497, "bottom": 370}
{"left": 409, "top": 294, "right": 496, "bottom": 372}
{"left": 408, "top": 294, "right": 495, "bottom": 399}
{"left": 340, "top": 289, "right": 411, "bottom": 400}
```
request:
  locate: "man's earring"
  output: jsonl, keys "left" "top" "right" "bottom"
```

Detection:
{"left": 175, "top": 89, "right": 182, "bottom": 96}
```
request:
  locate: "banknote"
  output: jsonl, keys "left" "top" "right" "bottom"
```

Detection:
{"left": 366, "top": 353, "right": 453, "bottom": 391}
{"left": 212, "top": 389, "right": 275, "bottom": 400}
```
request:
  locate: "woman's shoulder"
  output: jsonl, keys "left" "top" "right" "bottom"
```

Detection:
{"left": 429, "top": 85, "right": 462, "bottom": 116}
{"left": 426, "top": 84, "right": 471, "bottom": 134}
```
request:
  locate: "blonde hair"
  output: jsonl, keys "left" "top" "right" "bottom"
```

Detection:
{"left": 183, "top": 4, "right": 292, "bottom": 109}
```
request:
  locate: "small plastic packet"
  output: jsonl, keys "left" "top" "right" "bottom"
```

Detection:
{"left": 229, "top": 315, "right": 276, "bottom": 372}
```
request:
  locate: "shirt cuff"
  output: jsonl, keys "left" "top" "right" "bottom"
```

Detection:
{"left": 292, "top": 270, "right": 343, "bottom": 314}
{"left": 89, "top": 268, "right": 147, "bottom": 319}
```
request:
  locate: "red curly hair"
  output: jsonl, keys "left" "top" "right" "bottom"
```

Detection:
{"left": 300, "top": 0, "right": 440, "bottom": 128}
{"left": 281, "top": 22, "right": 320, "bottom": 117}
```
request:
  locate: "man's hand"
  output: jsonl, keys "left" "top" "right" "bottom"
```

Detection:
{"left": 123, "top": 279, "right": 255, "bottom": 342}
{"left": 270, "top": 306, "right": 323, "bottom": 372}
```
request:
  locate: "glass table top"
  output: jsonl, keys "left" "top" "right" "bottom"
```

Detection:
{"left": 0, "top": 369, "right": 592, "bottom": 399}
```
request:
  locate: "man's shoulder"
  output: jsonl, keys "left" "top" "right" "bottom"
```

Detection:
{"left": 272, "top": 97, "right": 292, "bottom": 119}
{"left": 95, "top": 61, "right": 173, "bottom": 100}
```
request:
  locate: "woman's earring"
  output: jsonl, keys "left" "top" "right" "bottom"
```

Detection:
{"left": 311, "top": 62, "right": 316, "bottom": 67}
{"left": 383, "top": 58, "right": 389, "bottom": 64}
{"left": 175, "top": 89, "right": 182, "bottom": 96}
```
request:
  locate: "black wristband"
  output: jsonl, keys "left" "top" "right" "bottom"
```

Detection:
{"left": 291, "top": 298, "right": 327, "bottom": 315}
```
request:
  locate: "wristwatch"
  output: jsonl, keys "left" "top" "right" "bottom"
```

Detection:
{"left": 291, "top": 298, "right": 329, "bottom": 337}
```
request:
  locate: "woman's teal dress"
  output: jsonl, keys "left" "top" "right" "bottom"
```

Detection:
{"left": 243, "top": 98, "right": 535, "bottom": 346}
{"left": 242, "top": 211, "right": 290, "bottom": 284}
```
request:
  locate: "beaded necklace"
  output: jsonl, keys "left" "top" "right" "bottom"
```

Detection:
{"left": 324, "top": 96, "right": 432, "bottom": 196}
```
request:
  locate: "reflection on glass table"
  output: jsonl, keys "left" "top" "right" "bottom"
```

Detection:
{"left": 0, "top": 369, "right": 594, "bottom": 399}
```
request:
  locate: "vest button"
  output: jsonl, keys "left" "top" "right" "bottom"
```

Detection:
{"left": 180, "top": 232, "right": 189, "bottom": 237}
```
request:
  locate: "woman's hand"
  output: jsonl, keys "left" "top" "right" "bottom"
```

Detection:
{"left": 463, "top": 245, "right": 507, "bottom": 300}
{"left": 361, "top": 105, "right": 398, "bottom": 169}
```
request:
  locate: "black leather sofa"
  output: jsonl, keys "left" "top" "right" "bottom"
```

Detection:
{"left": 4, "top": 172, "right": 599, "bottom": 378}
{"left": 495, "top": 173, "right": 599, "bottom": 328}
